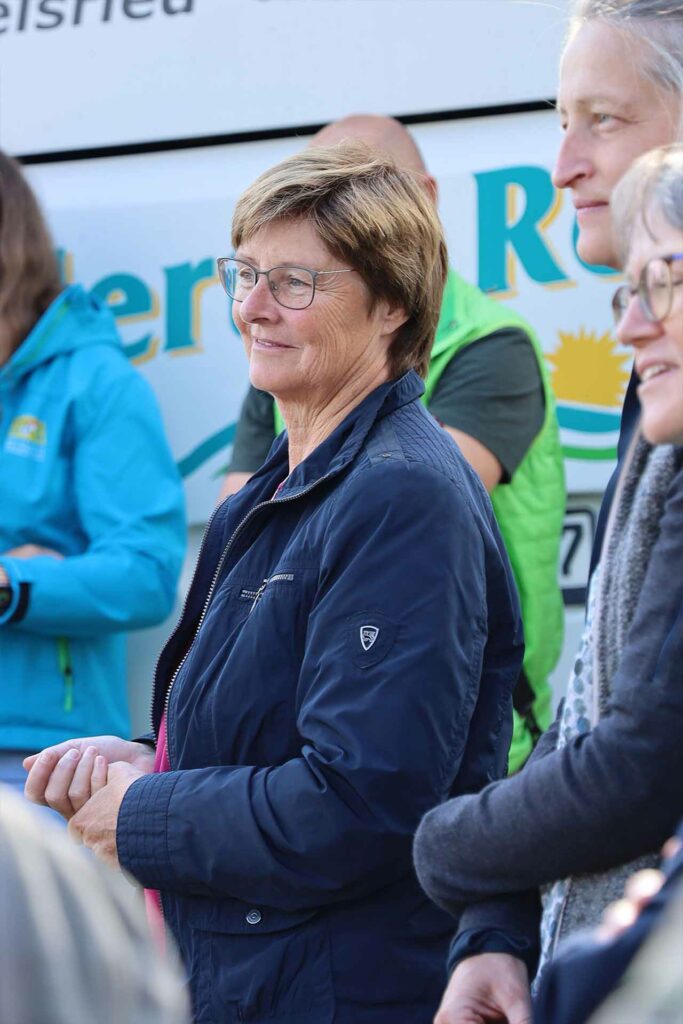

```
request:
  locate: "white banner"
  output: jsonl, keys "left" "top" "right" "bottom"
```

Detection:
{"left": 3, "top": 0, "right": 568, "bottom": 154}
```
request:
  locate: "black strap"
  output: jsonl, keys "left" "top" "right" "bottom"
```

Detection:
{"left": 512, "top": 668, "right": 542, "bottom": 744}
{"left": 7, "top": 582, "right": 30, "bottom": 624}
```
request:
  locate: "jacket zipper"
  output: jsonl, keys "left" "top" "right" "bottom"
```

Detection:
{"left": 149, "top": 500, "right": 223, "bottom": 736}
{"left": 242, "top": 572, "right": 295, "bottom": 609}
{"left": 57, "top": 637, "right": 74, "bottom": 712}
{"left": 155, "top": 473, "right": 335, "bottom": 765}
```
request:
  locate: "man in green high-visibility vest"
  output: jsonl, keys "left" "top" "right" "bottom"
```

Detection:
{"left": 220, "top": 114, "right": 565, "bottom": 772}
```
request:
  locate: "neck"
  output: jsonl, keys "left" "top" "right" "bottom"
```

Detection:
{"left": 280, "top": 362, "right": 392, "bottom": 473}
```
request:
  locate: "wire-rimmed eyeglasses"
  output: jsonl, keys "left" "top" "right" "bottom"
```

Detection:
{"left": 217, "top": 257, "right": 357, "bottom": 311}
{"left": 612, "top": 253, "right": 683, "bottom": 326}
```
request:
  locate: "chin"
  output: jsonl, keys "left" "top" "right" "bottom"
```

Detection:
{"left": 249, "top": 365, "right": 294, "bottom": 402}
{"left": 576, "top": 232, "right": 619, "bottom": 271}
{"left": 641, "top": 409, "right": 683, "bottom": 447}
{"left": 249, "top": 368, "right": 276, "bottom": 395}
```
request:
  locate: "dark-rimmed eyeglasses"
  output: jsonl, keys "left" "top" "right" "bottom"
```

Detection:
{"left": 612, "top": 253, "right": 683, "bottom": 326}
{"left": 216, "top": 257, "right": 356, "bottom": 311}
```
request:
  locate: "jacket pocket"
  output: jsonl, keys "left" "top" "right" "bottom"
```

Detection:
{"left": 238, "top": 572, "right": 296, "bottom": 612}
{"left": 189, "top": 901, "right": 335, "bottom": 1023}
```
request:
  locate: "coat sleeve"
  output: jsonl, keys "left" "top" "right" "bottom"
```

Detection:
{"left": 413, "top": 468, "right": 683, "bottom": 910}
{"left": 0, "top": 371, "right": 186, "bottom": 637}
{"left": 117, "top": 460, "right": 520, "bottom": 908}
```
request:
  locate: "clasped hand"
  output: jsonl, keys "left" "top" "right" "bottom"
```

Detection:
{"left": 24, "top": 736, "right": 155, "bottom": 868}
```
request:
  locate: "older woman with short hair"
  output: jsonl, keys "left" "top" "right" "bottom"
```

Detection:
{"left": 25, "top": 144, "right": 523, "bottom": 1022}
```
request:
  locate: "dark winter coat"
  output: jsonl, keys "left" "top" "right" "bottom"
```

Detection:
{"left": 117, "top": 371, "right": 523, "bottom": 1023}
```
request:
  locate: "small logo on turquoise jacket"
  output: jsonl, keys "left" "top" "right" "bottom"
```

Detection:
{"left": 5, "top": 414, "right": 47, "bottom": 460}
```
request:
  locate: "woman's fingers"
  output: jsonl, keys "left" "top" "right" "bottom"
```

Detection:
{"left": 24, "top": 739, "right": 89, "bottom": 774}
{"left": 24, "top": 745, "right": 67, "bottom": 774}
{"left": 42, "top": 747, "right": 83, "bottom": 819}
{"left": 597, "top": 868, "right": 665, "bottom": 941}
{"left": 623, "top": 868, "right": 664, "bottom": 908}
{"left": 662, "top": 837, "right": 682, "bottom": 861}
{"left": 4, "top": 544, "right": 63, "bottom": 560}
{"left": 24, "top": 747, "right": 66, "bottom": 806}
{"left": 599, "top": 897, "right": 639, "bottom": 939}
{"left": 67, "top": 746, "right": 99, "bottom": 813}
{"left": 91, "top": 755, "right": 109, "bottom": 795}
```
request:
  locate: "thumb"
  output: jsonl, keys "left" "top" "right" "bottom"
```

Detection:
{"left": 107, "top": 760, "right": 144, "bottom": 784}
{"left": 508, "top": 1002, "right": 532, "bottom": 1024}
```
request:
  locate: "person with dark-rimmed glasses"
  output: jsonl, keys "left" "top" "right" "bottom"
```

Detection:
{"left": 531, "top": 143, "right": 683, "bottom": 1024}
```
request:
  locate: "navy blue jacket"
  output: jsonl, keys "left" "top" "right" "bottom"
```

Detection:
{"left": 117, "top": 372, "right": 523, "bottom": 1023}
{"left": 589, "top": 368, "right": 641, "bottom": 577}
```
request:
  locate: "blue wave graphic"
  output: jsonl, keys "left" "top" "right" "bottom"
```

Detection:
{"left": 557, "top": 405, "right": 621, "bottom": 434}
{"left": 178, "top": 422, "right": 236, "bottom": 479}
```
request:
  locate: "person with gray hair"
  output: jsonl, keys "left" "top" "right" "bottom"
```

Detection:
{"left": 532, "top": 142, "right": 683, "bottom": 1023}
{"left": 415, "top": 4, "right": 683, "bottom": 1023}
{"left": 560, "top": 0, "right": 683, "bottom": 577}
{"left": 0, "top": 785, "right": 189, "bottom": 1024}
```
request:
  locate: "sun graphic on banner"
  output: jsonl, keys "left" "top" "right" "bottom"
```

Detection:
{"left": 546, "top": 328, "right": 631, "bottom": 408}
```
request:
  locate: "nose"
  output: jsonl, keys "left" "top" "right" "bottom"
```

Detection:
{"left": 616, "top": 293, "right": 662, "bottom": 348}
{"left": 236, "top": 274, "right": 280, "bottom": 324}
{"left": 551, "top": 128, "right": 592, "bottom": 190}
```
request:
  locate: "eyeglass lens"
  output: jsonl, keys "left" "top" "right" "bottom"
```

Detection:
{"left": 219, "top": 258, "right": 315, "bottom": 309}
{"left": 612, "top": 257, "right": 673, "bottom": 326}
{"left": 643, "top": 258, "right": 672, "bottom": 322}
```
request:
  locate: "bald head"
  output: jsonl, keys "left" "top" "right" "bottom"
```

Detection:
{"left": 311, "top": 115, "right": 429, "bottom": 176}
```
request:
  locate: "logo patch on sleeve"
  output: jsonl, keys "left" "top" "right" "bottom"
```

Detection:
{"left": 360, "top": 625, "right": 379, "bottom": 651}
{"left": 347, "top": 612, "right": 397, "bottom": 668}
{"left": 4, "top": 415, "right": 47, "bottom": 460}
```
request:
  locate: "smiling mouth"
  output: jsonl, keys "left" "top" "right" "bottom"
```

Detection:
{"left": 252, "top": 338, "right": 292, "bottom": 350}
{"left": 640, "top": 363, "right": 674, "bottom": 384}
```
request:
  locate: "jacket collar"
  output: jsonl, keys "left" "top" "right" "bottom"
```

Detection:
{"left": 248, "top": 370, "right": 424, "bottom": 502}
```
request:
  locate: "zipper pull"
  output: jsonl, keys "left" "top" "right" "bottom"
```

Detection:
{"left": 57, "top": 637, "right": 74, "bottom": 712}
{"left": 250, "top": 578, "right": 269, "bottom": 613}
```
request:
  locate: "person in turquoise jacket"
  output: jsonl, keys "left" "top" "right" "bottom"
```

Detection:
{"left": 0, "top": 150, "right": 186, "bottom": 788}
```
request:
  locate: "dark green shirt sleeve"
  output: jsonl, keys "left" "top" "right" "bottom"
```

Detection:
{"left": 228, "top": 385, "right": 277, "bottom": 474}
{"left": 428, "top": 328, "right": 545, "bottom": 482}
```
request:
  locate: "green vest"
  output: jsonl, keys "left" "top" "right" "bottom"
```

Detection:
{"left": 425, "top": 270, "right": 565, "bottom": 772}
{"left": 274, "top": 269, "right": 566, "bottom": 772}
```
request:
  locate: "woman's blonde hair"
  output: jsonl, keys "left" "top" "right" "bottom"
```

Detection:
{"left": 0, "top": 150, "right": 62, "bottom": 356}
{"left": 568, "top": 1, "right": 683, "bottom": 138}
{"left": 612, "top": 144, "right": 683, "bottom": 262}
{"left": 231, "top": 142, "right": 448, "bottom": 379}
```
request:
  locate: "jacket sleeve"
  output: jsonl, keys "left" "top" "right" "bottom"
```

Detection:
{"left": 412, "top": 468, "right": 683, "bottom": 911}
{"left": 0, "top": 371, "right": 186, "bottom": 637}
{"left": 417, "top": 718, "right": 559, "bottom": 976}
{"left": 117, "top": 460, "right": 519, "bottom": 908}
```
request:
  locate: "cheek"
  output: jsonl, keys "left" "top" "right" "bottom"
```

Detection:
{"left": 233, "top": 306, "right": 251, "bottom": 345}
{"left": 304, "top": 309, "right": 351, "bottom": 359}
